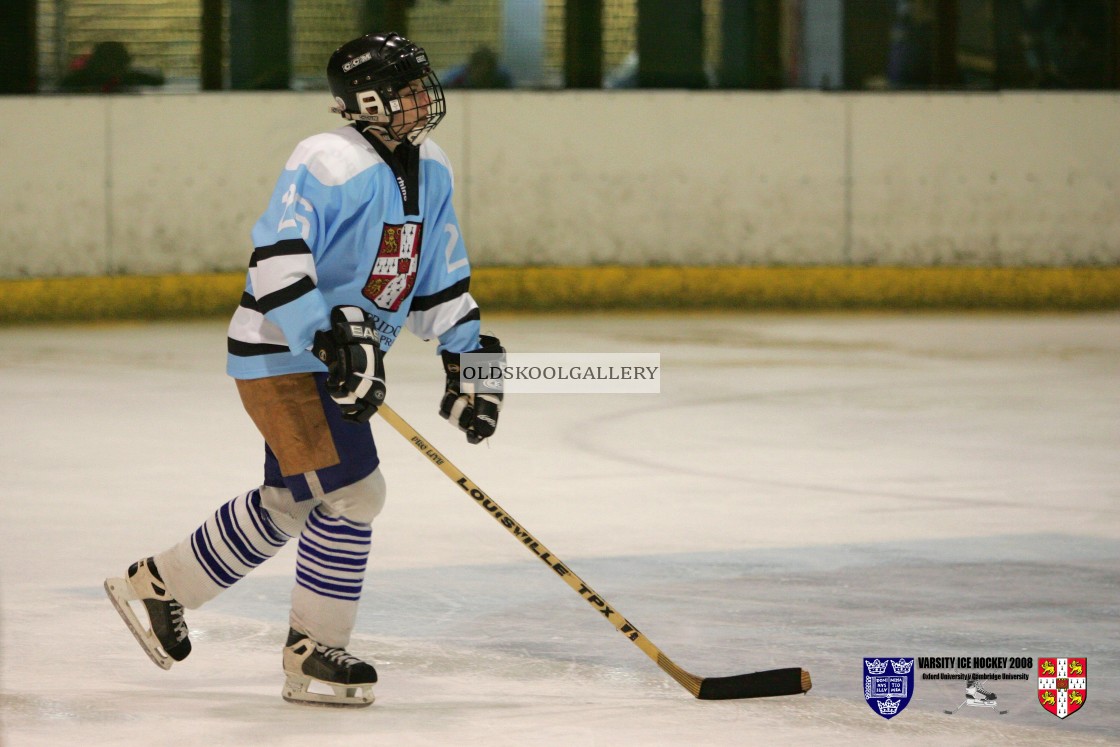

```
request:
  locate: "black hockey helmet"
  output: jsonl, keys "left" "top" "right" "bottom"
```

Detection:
{"left": 327, "top": 32, "right": 446, "bottom": 145}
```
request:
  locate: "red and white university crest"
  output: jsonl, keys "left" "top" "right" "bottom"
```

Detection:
{"left": 363, "top": 221, "right": 423, "bottom": 311}
{"left": 1038, "top": 657, "right": 1087, "bottom": 719}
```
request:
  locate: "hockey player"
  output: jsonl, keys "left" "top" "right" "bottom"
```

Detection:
{"left": 105, "top": 32, "right": 503, "bottom": 708}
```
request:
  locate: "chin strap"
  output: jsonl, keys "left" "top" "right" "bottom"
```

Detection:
{"left": 332, "top": 107, "right": 428, "bottom": 146}
{"left": 329, "top": 106, "right": 406, "bottom": 143}
{"left": 329, "top": 106, "right": 382, "bottom": 123}
{"left": 358, "top": 122, "right": 389, "bottom": 135}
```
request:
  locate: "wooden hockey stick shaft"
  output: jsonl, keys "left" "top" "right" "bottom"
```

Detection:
{"left": 377, "top": 403, "right": 811, "bottom": 700}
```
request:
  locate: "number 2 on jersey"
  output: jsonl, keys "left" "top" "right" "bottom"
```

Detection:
{"left": 444, "top": 224, "right": 467, "bottom": 273}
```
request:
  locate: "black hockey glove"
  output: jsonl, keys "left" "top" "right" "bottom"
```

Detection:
{"left": 440, "top": 334, "right": 504, "bottom": 444}
{"left": 312, "top": 306, "right": 386, "bottom": 423}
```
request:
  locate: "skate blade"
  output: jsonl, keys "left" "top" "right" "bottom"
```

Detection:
{"left": 282, "top": 675, "right": 375, "bottom": 708}
{"left": 104, "top": 577, "right": 173, "bottom": 671}
{"left": 966, "top": 700, "right": 997, "bottom": 708}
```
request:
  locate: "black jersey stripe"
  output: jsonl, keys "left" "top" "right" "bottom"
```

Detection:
{"left": 410, "top": 277, "right": 471, "bottom": 312}
{"left": 239, "top": 292, "right": 261, "bottom": 312}
{"left": 250, "top": 239, "right": 312, "bottom": 267}
{"left": 451, "top": 306, "right": 481, "bottom": 328}
{"left": 256, "top": 275, "right": 316, "bottom": 314}
{"left": 228, "top": 338, "right": 291, "bottom": 357}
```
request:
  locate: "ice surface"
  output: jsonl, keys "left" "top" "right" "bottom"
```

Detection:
{"left": 2, "top": 313, "right": 1118, "bottom": 745}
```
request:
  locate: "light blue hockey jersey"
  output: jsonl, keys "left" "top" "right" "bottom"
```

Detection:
{"left": 227, "top": 124, "right": 481, "bottom": 379}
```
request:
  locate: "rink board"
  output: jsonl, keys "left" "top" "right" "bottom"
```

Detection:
{"left": 1, "top": 266, "right": 1119, "bottom": 323}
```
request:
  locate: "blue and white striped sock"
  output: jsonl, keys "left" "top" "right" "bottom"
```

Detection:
{"left": 290, "top": 506, "right": 372, "bottom": 647}
{"left": 156, "top": 489, "right": 294, "bottom": 608}
{"left": 295, "top": 507, "right": 371, "bottom": 600}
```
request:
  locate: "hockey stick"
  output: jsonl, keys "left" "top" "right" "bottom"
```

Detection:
{"left": 377, "top": 403, "right": 811, "bottom": 700}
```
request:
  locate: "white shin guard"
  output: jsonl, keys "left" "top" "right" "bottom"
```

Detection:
{"left": 153, "top": 470, "right": 385, "bottom": 649}
{"left": 156, "top": 487, "right": 306, "bottom": 609}
{"left": 289, "top": 469, "right": 385, "bottom": 648}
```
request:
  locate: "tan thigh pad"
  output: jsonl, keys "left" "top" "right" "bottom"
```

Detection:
{"left": 236, "top": 374, "right": 340, "bottom": 477}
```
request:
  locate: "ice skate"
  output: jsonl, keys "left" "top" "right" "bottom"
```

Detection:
{"left": 965, "top": 680, "right": 997, "bottom": 707}
{"left": 282, "top": 628, "right": 377, "bottom": 708}
{"left": 104, "top": 557, "right": 191, "bottom": 670}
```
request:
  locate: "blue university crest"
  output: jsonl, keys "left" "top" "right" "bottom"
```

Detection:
{"left": 863, "top": 657, "right": 915, "bottom": 719}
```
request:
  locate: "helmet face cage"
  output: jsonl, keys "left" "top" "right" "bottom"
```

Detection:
{"left": 383, "top": 70, "right": 445, "bottom": 145}
{"left": 328, "top": 33, "right": 446, "bottom": 145}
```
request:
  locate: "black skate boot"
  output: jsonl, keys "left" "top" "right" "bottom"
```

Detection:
{"left": 282, "top": 628, "right": 377, "bottom": 707}
{"left": 104, "top": 557, "right": 191, "bottom": 669}
{"left": 965, "top": 679, "right": 997, "bottom": 707}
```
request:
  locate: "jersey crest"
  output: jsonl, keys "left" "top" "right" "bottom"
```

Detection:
{"left": 363, "top": 221, "right": 423, "bottom": 311}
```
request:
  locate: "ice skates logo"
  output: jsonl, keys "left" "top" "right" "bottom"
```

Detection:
{"left": 1038, "top": 657, "right": 1087, "bottom": 719}
{"left": 863, "top": 657, "right": 914, "bottom": 720}
{"left": 944, "top": 679, "right": 1008, "bottom": 716}
{"left": 363, "top": 221, "right": 423, "bottom": 312}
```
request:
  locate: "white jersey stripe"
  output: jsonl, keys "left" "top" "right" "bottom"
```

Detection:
{"left": 406, "top": 292, "right": 478, "bottom": 341}
{"left": 228, "top": 305, "right": 289, "bottom": 348}
{"left": 253, "top": 252, "right": 319, "bottom": 301}
{"left": 285, "top": 126, "right": 382, "bottom": 186}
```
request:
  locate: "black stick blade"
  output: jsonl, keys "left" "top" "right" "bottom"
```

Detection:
{"left": 697, "top": 668, "right": 811, "bottom": 700}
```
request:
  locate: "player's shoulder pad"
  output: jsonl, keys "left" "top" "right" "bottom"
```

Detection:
{"left": 420, "top": 138, "right": 454, "bottom": 186}
{"left": 285, "top": 125, "right": 385, "bottom": 187}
